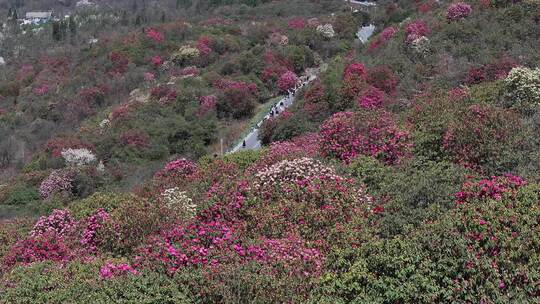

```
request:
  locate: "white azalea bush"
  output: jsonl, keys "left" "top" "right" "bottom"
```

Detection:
{"left": 316, "top": 24, "right": 335, "bottom": 38}
{"left": 160, "top": 187, "right": 197, "bottom": 218}
{"left": 504, "top": 66, "right": 540, "bottom": 108}
{"left": 61, "top": 148, "right": 97, "bottom": 167}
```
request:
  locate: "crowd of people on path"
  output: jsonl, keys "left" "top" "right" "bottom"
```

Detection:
{"left": 238, "top": 74, "right": 316, "bottom": 150}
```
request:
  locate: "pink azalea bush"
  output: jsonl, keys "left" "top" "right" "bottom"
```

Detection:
{"left": 358, "top": 86, "right": 386, "bottom": 109}
{"left": 3, "top": 234, "right": 72, "bottom": 268}
{"left": 120, "top": 129, "right": 150, "bottom": 149}
{"left": 31, "top": 209, "right": 75, "bottom": 238}
{"left": 146, "top": 28, "right": 165, "bottom": 43}
{"left": 196, "top": 36, "right": 212, "bottom": 56}
{"left": 343, "top": 62, "right": 366, "bottom": 80}
{"left": 277, "top": 71, "right": 299, "bottom": 92}
{"left": 80, "top": 209, "right": 110, "bottom": 252}
{"left": 151, "top": 55, "right": 163, "bottom": 67}
{"left": 39, "top": 170, "right": 75, "bottom": 199}
{"left": 447, "top": 2, "right": 472, "bottom": 21}
{"left": 404, "top": 20, "right": 430, "bottom": 43}
{"left": 455, "top": 174, "right": 527, "bottom": 204}
{"left": 368, "top": 26, "right": 398, "bottom": 51}
{"left": 198, "top": 95, "right": 218, "bottom": 116}
{"left": 100, "top": 261, "right": 138, "bottom": 279}
{"left": 288, "top": 18, "right": 307, "bottom": 29}
{"left": 319, "top": 111, "right": 411, "bottom": 164}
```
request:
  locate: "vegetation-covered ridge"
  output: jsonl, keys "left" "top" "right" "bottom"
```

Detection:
{"left": 1, "top": 0, "right": 540, "bottom": 303}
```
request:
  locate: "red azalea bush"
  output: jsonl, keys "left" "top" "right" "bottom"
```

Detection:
{"left": 368, "top": 26, "right": 397, "bottom": 51}
{"left": 366, "top": 66, "right": 399, "bottom": 96}
{"left": 404, "top": 20, "right": 430, "bottom": 43}
{"left": 108, "top": 51, "right": 130, "bottom": 76}
{"left": 196, "top": 36, "right": 213, "bottom": 56}
{"left": 120, "top": 130, "right": 150, "bottom": 149}
{"left": 277, "top": 71, "right": 299, "bottom": 92}
{"left": 455, "top": 173, "right": 527, "bottom": 204}
{"left": 319, "top": 110, "right": 411, "bottom": 164}
{"left": 150, "top": 85, "right": 178, "bottom": 104}
{"left": 214, "top": 79, "right": 259, "bottom": 119}
{"left": 2, "top": 234, "right": 72, "bottom": 269}
{"left": 100, "top": 261, "right": 139, "bottom": 279}
{"left": 45, "top": 137, "right": 93, "bottom": 157}
{"left": 358, "top": 86, "right": 386, "bottom": 109}
{"left": 146, "top": 28, "right": 165, "bottom": 43}
{"left": 288, "top": 18, "right": 307, "bottom": 29}
{"left": 151, "top": 55, "right": 163, "bottom": 67}
{"left": 343, "top": 62, "right": 366, "bottom": 80}
{"left": 465, "top": 56, "right": 519, "bottom": 85}
{"left": 447, "top": 2, "right": 472, "bottom": 21}
{"left": 198, "top": 95, "right": 218, "bottom": 116}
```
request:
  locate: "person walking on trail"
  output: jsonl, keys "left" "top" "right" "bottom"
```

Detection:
{"left": 242, "top": 140, "right": 246, "bottom": 148}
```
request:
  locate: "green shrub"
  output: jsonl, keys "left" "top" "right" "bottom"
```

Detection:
{"left": 222, "top": 149, "right": 261, "bottom": 170}
{"left": 2, "top": 184, "right": 40, "bottom": 206}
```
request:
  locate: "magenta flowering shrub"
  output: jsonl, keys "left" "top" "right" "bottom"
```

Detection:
{"left": 368, "top": 26, "right": 397, "bottom": 51}
{"left": 2, "top": 234, "right": 72, "bottom": 269}
{"left": 80, "top": 209, "right": 110, "bottom": 252}
{"left": 277, "top": 71, "right": 299, "bottom": 92}
{"left": 262, "top": 51, "right": 293, "bottom": 84}
{"left": 455, "top": 174, "right": 527, "bottom": 204}
{"left": 107, "top": 51, "right": 130, "bottom": 76}
{"left": 150, "top": 85, "right": 177, "bottom": 104}
{"left": 366, "top": 65, "right": 398, "bottom": 96}
{"left": 343, "top": 62, "right": 366, "bottom": 80}
{"left": 465, "top": 56, "right": 519, "bottom": 85}
{"left": 288, "top": 18, "right": 307, "bottom": 29}
{"left": 151, "top": 55, "right": 162, "bottom": 67}
{"left": 255, "top": 236, "right": 324, "bottom": 277}
{"left": 145, "top": 28, "right": 165, "bottom": 43}
{"left": 100, "top": 261, "right": 138, "bottom": 279}
{"left": 358, "top": 86, "right": 386, "bottom": 109}
{"left": 31, "top": 209, "right": 75, "bottom": 238}
{"left": 39, "top": 170, "right": 75, "bottom": 199}
{"left": 447, "top": 2, "right": 472, "bottom": 21}
{"left": 196, "top": 36, "right": 212, "bottom": 56}
{"left": 404, "top": 20, "right": 430, "bottom": 43}
{"left": 198, "top": 95, "right": 218, "bottom": 116}
{"left": 319, "top": 110, "right": 411, "bottom": 164}
{"left": 152, "top": 158, "right": 199, "bottom": 192}
{"left": 140, "top": 219, "right": 235, "bottom": 272}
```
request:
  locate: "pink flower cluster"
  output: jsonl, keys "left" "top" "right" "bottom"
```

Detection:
{"left": 39, "top": 170, "right": 74, "bottom": 199}
{"left": 277, "top": 71, "right": 299, "bottom": 92}
{"left": 214, "top": 79, "right": 259, "bottom": 96}
{"left": 150, "top": 85, "right": 178, "bottom": 104}
{"left": 447, "top": 2, "right": 472, "bottom": 21}
{"left": 343, "top": 62, "right": 366, "bottom": 80}
{"left": 151, "top": 55, "right": 162, "bottom": 67}
{"left": 141, "top": 219, "right": 234, "bottom": 272}
{"left": 31, "top": 209, "right": 75, "bottom": 238}
{"left": 288, "top": 18, "right": 307, "bottom": 29}
{"left": 80, "top": 209, "right": 110, "bottom": 252}
{"left": 146, "top": 28, "right": 165, "bottom": 43}
{"left": 3, "top": 234, "right": 72, "bottom": 268}
{"left": 198, "top": 95, "right": 218, "bottom": 116}
{"left": 33, "top": 84, "right": 52, "bottom": 96}
{"left": 100, "top": 261, "right": 138, "bottom": 279}
{"left": 108, "top": 51, "right": 130, "bottom": 76}
{"left": 455, "top": 174, "right": 527, "bottom": 204}
{"left": 404, "top": 20, "right": 430, "bottom": 43}
{"left": 465, "top": 56, "right": 518, "bottom": 85}
{"left": 319, "top": 111, "right": 411, "bottom": 164}
{"left": 154, "top": 158, "right": 198, "bottom": 182}
{"left": 368, "top": 26, "right": 397, "bottom": 51}
{"left": 358, "top": 86, "right": 385, "bottom": 109}
{"left": 171, "top": 66, "right": 199, "bottom": 77}
{"left": 45, "top": 137, "right": 93, "bottom": 157}
{"left": 196, "top": 36, "right": 212, "bottom": 56}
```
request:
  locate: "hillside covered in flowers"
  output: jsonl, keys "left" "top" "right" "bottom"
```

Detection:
{"left": 1, "top": 0, "right": 540, "bottom": 303}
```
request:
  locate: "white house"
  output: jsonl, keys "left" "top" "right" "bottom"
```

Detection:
{"left": 25, "top": 11, "right": 53, "bottom": 24}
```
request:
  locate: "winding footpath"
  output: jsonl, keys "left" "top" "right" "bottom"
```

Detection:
{"left": 229, "top": 73, "right": 317, "bottom": 153}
